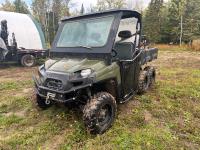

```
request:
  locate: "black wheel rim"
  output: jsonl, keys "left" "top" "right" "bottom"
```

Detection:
{"left": 98, "top": 104, "right": 112, "bottom": 126}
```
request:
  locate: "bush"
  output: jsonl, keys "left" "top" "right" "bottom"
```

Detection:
{"left": 191, "top": 39, "right": 200, "bottom": 51}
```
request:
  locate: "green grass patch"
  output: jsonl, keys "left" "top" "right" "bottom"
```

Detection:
{"left": 0, "top": 96, "right": 31, "bottom": 113}
{"left": 0, "top": 80, "right": 33, "bottom": 91}
{"left": 1, "top": 121, "right": 61, "bottom": 150}
{"left": 0, "top": 114, "right": 24, "bottom": 127}
{"left": 0, "top": 82, "right": 18, "bottom": 91}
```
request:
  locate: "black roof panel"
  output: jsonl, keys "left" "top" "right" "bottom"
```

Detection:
{"left": 61, "top": 9, "right": 141, "bottom": 21}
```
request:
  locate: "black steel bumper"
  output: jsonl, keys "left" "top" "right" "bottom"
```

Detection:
{"left": 33, "top": 76, "right": 92, "bottom": 103}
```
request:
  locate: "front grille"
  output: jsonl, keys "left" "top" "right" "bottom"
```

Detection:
{"left": 45, "top": 78, "right": 63, "bottom": 91}
{"left": 72, "top": 81, "right": 83, "bottom": 87}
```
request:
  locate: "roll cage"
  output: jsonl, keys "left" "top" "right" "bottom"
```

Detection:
{"left": 51, "top": 9, "right": 142, "bottom": 63}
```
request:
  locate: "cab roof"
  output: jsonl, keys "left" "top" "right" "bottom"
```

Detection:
{"left": 61, "top": 9, "right": 141, "bottom": 22}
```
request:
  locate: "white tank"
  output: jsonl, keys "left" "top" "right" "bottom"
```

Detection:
{"left": 0, "top": 11, "right": 45, "bottom": 50}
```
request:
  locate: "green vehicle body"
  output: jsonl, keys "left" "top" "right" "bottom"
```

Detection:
{"left": 44, "top": 58, "right": 121, "bottom": 85}
{"left": 34, "top": 9, "right": 158, "bottom": 103}
{"left": 33, "top": 9, "right": 158, "bottom": 134}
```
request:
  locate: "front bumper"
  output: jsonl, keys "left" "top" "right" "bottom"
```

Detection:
{"left": 33, "top": 76, "right": 92, "bottom": 103}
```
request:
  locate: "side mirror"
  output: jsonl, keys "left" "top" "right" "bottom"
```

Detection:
{"left": 118, "top": 30, "right": 132, "bottom": 39}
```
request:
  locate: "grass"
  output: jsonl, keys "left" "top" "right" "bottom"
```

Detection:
{"left": 192, "top": 39, "right": 200, "bottom": 51}
{"left": 0, "top": 114, "right": 24, "bottom": 126}
{"left": 0, "top": 46, "right": 200, "bottom": 149}
{"left": 155, "top": 44, "right": 191, "bottom": 51}
{"left": 0, "top": 80, "right": 33, "bottom": 91}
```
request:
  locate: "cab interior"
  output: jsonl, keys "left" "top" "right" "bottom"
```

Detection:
{"left": 113, "top": 14, "right": 141, "bottom": 61}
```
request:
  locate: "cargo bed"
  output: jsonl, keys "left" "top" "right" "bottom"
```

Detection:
{"left": 141, "top": 48, "right": 158, "bottom": 65}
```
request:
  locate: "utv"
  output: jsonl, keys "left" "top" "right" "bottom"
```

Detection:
{"left": 33, "top": 9, "right": 158, "bottom": 134}
{"left": 0, "top": 20, "right": 49, "bottom": 67}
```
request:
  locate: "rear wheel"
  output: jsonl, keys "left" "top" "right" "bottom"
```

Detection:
{"left": 149, "top": 67, "right": 156, "bottom": 86}
{"left": 137, "top": 70, "right": 150, "bottom": 94}
{"left": 145, "top": 66, "right": 156, "bottom": 86}
{"left": 21, "top": 54, "right": 36, "bottom": 67}
{"left": 83, "top": 92, "right": 117, "bottom": 134}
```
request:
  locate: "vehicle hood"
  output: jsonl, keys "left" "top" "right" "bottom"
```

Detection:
{"left": 45, "top": 58, "right": 106, "bottom": 73}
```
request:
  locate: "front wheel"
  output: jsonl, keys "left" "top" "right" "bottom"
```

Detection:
{"left": 21, "top": 54, "right": 36, "bottom": 67}
{"left": 83, "top": 92, "right": 117, "bottom": 134}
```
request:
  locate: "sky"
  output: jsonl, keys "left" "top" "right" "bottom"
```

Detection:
{"left": 14, "top": 0, "right": 152, "bottom": 7}
{"left": 71, "top": 0, "right": 152, "bottom": 11}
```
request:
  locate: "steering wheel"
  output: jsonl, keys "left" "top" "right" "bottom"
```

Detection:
{"left": 111, "top": 49, "right": 117, "bottom": 57}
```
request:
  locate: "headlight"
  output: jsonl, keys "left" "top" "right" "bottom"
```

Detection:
{"left": 81, "top": 69, "right": 92, "bottom": 77}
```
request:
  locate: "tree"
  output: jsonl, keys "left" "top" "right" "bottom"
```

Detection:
{"left": 159, "top": 2, "right": 171, "bottom": 43}
{"left": 183, "top": 0, "right": 200, "bottom": 43}
{"left": 32, "top": 0, "right": 71, "bottom": 44}
{"left": 0, "top": 0, "right": 15, "bottom": 12}
{"left": 143, "top": 0, "right": 164, "bottom": 43}
{"left": 165, "top": 0, "right": 186, "bottom": 44}
{"left": 80, "top": 4, "right": 85, "bottom": 15}
{"left": 95, "top": 0, "right": 126, "bottom": 11}
{"left": 0, "top": 0, "right": 29, "bottom": 14}
{"left": 13, "top": 0, "right": 30, "bottom": 14}
{"left": 32, "top": 0, "right": 48, "bottom": 28}
{"left": 88, "top": 4, "right": 95, "bottom": 13}
{"left": 134, "top": 0, "right": 144, "bottom": 13}
{"left": 127, "top": 0, "right": 145, "bottom": 13}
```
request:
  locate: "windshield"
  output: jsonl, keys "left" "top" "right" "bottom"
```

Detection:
{"left": 56, "top": 16, "right": 114, "bottom": 48}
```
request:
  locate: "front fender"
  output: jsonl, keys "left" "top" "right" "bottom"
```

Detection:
{"left": 95, "top": 62, "right": 121, "bottom": 85}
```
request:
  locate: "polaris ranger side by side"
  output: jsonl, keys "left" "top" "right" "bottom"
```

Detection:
{"left": 0, "top": 20, "right": 49, "bottom": 67}
{"left": 33, "top": 10, "right": 158, "bottom": 134}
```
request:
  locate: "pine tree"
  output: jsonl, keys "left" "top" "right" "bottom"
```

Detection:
{"left": 13, "top": 0, "right": 29, "bottom": 14}
{"left": 165, "top": 0, "right": 186, "bottom": 43}
{"left": 0, "top": 0, "right": 29, "bottom": 14}
{"left": 183, "top": 0, "right": 200, "bottom": 42}
{"left": 80, "top": 4, "right": 85, "bottom": 15}
{"left": 143, "top": 0, "right": 164, "bottom": 43}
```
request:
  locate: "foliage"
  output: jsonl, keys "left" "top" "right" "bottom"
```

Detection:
{"left": 143, "top": 0, "right": 200, "bottom": 44}
{"left": 94, "top": 0, "right": 126, "bottom": 11}
{"left": 0, "top": 0, "right": 15, "bottom": 12}
{"left": 1, "top": 0, "right": 200, "bottom": 45}
{"left": 31, "top": 0, "right": 71, "bottom": 44}
{"left": 13, "top": 0, "right": 29, "bottom": 14}
{"left": 163, "top": 0, "right": 186, "bottom": 44}
{"left": 143, "top": 0, "right": 164, "bottom": 43}
{"left": 183, "top": 0, "right": 200, "bottom": 42}
{"left": 0, "top": 0, "right": 29, "bottom": 14}
{"left": 80, "top": 4, "right": 85, "bottom": 15}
